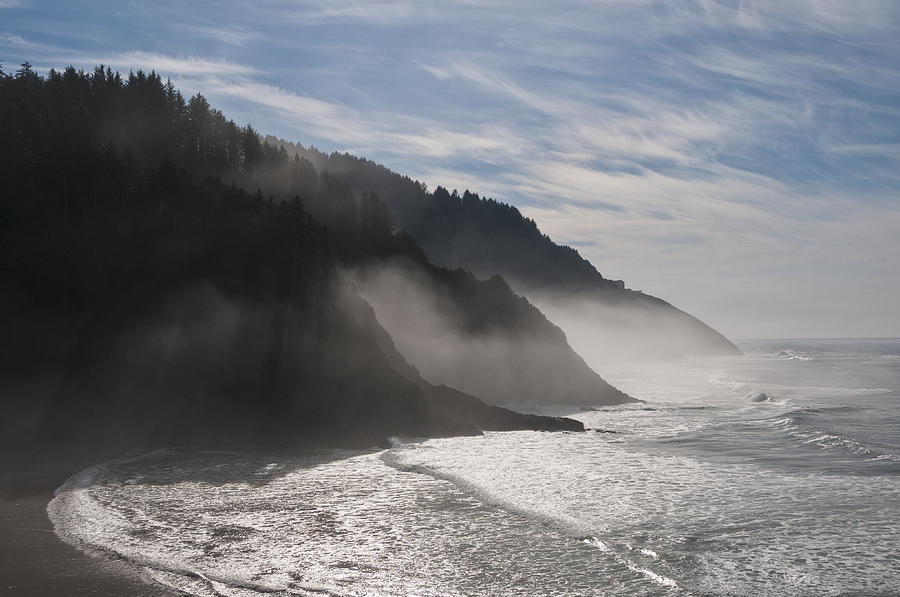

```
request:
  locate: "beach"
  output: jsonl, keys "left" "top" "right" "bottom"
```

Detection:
{"left": 0, "top": 454, "right": 172, "bottom": 596}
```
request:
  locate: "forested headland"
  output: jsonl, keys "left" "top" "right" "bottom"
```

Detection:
{"left": 1, "top": 64, "right": 632, "bottom": 451}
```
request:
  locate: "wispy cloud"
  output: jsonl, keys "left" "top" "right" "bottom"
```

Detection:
{"left": 264, "top": 0, "right": 485, "bottom": 24}
{"left": 176, "top": 24, "right": 259, "bottom": 46}
{"left": 194, "top": 76, "right": 531, "bottom": 163}
{"left": 2, "top": 0, "right": 898, "bottom": 336}
{"left": 826, "top": 143, "right": 900, "bottom": 161}
{"left": 57, "top": 51, "right": 258, "bottom": 76}
{"left": 0, "top": 31, "right": 27, "bottom": 45}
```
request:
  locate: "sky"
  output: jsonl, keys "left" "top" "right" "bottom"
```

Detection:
{"left": 3, "top": 0, "right": 899, "bottom": 339}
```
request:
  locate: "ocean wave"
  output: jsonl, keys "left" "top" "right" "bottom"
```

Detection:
{"left": 47, "top": 451, "right": 370, "bottom": 597}
{"left": 768, "top": 409, "right": 899, "bottom": 463}
{"left": 779, "top": 405, "right": 863, "bottom": 416}
{"left": 52, "top": 445, "right": 703, "bottom": 596}
{"left": 743, "top": 392, "right": 791, "bottom": 407}
{"left": 775, "top": 350, "right": 815, "bottom": 361}
{"left": 381, "top": 443, "right": 581, "bottom": 534}
{"left": 384, "top": 440, "right": 684, "bottom": 594}
{"left": 849, "top": 387, "right": 893, "bottom": 395}
{"left": 580, "top": 537, "right": 679, "bottom": 590}
{"left": 50, "top": 465, "right": 296, "bottom": 597}
{"left": 143, "top": 565, "right": 344, "bottom": 597}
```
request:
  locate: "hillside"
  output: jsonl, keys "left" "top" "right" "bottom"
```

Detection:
{"left": 0, "top": 64, "right": 626, "bottom": 450}
{"left": 266, "top": 137, "right": 740, "bottom": 362}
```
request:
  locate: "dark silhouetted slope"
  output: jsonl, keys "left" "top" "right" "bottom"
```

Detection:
{"left": 265, "top": 137, "right": 739, "bottom": 359}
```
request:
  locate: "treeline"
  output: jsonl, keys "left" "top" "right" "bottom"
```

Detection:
{"left": 265, "top": 135, "right": 625, "bottom": 292}
{"left": 1, "top": 63, "right": 417, "bottom": 264}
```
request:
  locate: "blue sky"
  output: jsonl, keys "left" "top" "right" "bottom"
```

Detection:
{"left": 3, "top": 0, "right": 899, "bottom": 338}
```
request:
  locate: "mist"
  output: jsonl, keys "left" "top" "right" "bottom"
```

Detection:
{"left": 525, "top": 287, "right": 741, "bottom": 373}
{"left": 347, "top": 257, "right": 629, "bottom": 408}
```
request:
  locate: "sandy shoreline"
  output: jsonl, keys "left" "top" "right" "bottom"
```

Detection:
{"left": 0, "top": 454, "right": 174, "bottom": 596}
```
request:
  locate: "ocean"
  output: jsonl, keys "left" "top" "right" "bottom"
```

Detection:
{"left": 48, "top": 338, "right": 900, "bottom": 596}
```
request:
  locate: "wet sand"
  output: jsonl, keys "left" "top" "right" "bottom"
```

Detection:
{"left": 0, "top": 455, "right": 173, "bottom": 596}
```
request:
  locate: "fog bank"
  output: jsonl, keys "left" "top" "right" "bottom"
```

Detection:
{"left": 348, "top": 258, "right": 631, "bottom": 407}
